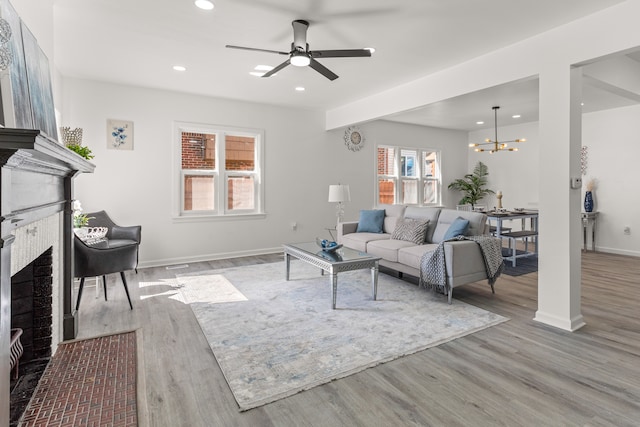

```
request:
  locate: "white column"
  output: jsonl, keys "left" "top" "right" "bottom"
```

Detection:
{"left": 534, "top": 65, "right": 585, "bottom": 331}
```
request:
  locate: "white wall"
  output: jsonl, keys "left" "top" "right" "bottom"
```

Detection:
{"left": 368, "top": 120, "right": 470, "bottom": 210}
{"left": 61, "top": 79, "right": 469, "bottom": 267}
{"left": 467, "top": 121, "right": 540, "bottom": 212}
{"left": 582, "top": 105, "right": 640, "bottom": 256}
{"left": 62, "top": 78, "right": 325, "bottom": 267}
{"left": 466, "top": 108, "right": 639, "bottom": 256}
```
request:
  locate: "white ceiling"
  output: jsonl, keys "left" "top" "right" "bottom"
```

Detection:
{"left": 52, "top": 0, "right": 636, "bottom": 131}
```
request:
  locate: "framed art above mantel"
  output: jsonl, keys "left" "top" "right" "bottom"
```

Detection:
{"left": 0, "top": 0, "right": 58, "bottom": 142}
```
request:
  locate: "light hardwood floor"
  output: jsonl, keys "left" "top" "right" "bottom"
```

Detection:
{"left": 76, "top": 251, "right": 640, "bottom": 426}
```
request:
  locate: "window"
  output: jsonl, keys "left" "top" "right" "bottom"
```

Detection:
{"left": 377, "top": 145, "right": 441, "bottom": 206}
{"left": 177, "top": 123, "right": 263, "bottom": 217}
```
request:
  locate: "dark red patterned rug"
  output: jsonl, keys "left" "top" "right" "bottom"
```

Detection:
{"left": 19, "top": 331, "right": 138, "bottom": 427}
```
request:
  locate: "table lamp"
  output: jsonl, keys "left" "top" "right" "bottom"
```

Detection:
{"left": 328, "top": 184, "right": 351, "bottom": 229}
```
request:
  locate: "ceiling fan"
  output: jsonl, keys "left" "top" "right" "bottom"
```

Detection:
{"left": 225, "top": 19, "right": 371, "bottom": 81}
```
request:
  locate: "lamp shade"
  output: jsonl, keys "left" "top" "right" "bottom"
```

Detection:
{"left": 328, "top": 184, "right": 351, "bottom": 203}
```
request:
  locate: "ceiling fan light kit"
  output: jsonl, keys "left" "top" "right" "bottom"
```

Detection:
{"left": 469, "top": 106, "right": 526, "bottom": 153}
{"left": 290, "top": 51, "right": 311, "bottom": 67}
{"left": 194, "top": 0, "right": 214, "bottom": 11}
{"left": 226, "top": 19, "right": 371, "bottom": 81}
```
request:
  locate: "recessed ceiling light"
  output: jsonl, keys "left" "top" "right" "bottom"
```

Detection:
{"left": 173, "top": 65, "right": 187, "bottom": 71}
{"left": 251, "top": 65, "right": 276, "bottom": 77}
{"left": 365, "top": 47, "right": 376, "bottom": 54}
{"left": 512, "top": 114, "right": 521, "bottom": 119}
{"left": 295, "top": 87, "right": 305, "bottom": 91}
{"left": 476, "top": 121, "right": 484, "bottom": 125}
{"left": 195, "top": 0, "right": 214, "bottom": 10}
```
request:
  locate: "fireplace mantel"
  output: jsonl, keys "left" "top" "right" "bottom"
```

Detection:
{"left": 0, "top": 128, "right": 94, "bottom": 424}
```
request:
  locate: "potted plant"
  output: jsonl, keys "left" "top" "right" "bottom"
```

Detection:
{"left": 448, "top": 161, "right": 494, "bottom": 208}
{"left": 66, "top": 143, "right": 94, "bottom": 160}
{"left": 72, "top": 200, "right": 94, "bottom": 230}
{"left": 61, "top": 127, "right": 94, "bottom": 160}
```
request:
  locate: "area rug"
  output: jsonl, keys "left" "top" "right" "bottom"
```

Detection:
{"left": 19, "top": 331, "right": 140, "bottom": 427}
{"left": 502, "top": 248, "right": 538, "bottom": 276}
{"left": 176, "top": 261, "right": 508, "bottom": 411}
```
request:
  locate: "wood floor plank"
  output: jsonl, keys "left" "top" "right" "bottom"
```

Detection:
{"left": 73, "top": 251, "right": 640, "bottom": 426}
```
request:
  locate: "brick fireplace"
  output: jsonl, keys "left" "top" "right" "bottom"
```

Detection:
{"left": 12, "top": 248, "right": 54, "bottom": 364}
{"left": 0, "top": 129, "right": 94, "bottom": 426}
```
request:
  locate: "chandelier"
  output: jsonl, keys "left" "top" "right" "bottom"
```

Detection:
{"left": 469, "top": 106, "right": 526, "bottom": 153}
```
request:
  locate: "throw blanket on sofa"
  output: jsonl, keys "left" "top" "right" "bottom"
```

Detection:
{"left": 420, "top": 235, "right": 505, "bottom": 294}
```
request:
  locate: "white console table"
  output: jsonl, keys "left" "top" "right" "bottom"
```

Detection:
{"left": 581, "top": 212, "right": 598, "bottom": 251}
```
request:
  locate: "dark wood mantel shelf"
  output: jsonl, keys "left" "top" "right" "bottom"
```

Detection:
{"left": 0, "top": 128, "right": 95, "bottom": 425}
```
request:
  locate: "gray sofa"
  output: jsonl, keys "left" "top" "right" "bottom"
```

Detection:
{"left": 338, "top": 205, "right": 497, "bottom": 303}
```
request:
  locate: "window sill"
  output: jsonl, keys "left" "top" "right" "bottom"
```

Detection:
{"left": 172, "top": 212, "right": 267, "bottom": 223}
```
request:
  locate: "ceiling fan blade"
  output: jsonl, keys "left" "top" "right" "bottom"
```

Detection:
{"left": 262, "top": 59, "right": 291, "bottom": 78}
{"left": 311, "top": 49, "right": 372, "bottom": 58}
{"left": 226, "top": 45, "right": 289, "bottom": 55}
{"left": 292, "top": 20, "right": 309, "bottom": 50}
{"left": 309, "top": 58, "right": 338, "bottom": 81}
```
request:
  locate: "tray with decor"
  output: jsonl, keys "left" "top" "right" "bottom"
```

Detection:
{"left": 316, "top": 237, "right": 343, "bottom": 253}
{"left": 74, "top": 226, "right": 109, "bottom": 245}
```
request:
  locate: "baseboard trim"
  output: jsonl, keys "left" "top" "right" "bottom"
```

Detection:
{"left": 533, "top": 310, "right": 586, "bottom": 332}
{"left": 138, "top": 247, "right": 283, "bottom": 269}
{"left": 594, "top": 246, "right": 640, "bottom": 258}
{"left": 138, "top": 245, "right": 639, "bottom": 270}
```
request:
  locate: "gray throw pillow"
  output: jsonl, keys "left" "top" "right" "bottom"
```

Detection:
{"left": 391, "top": 218, "right": 430, "bottom": 244}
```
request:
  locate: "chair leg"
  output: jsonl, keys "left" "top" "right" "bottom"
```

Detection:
{"left": 120, "top": 271, "right": 133, "bottom": 310}
{"left": 76, "top": 278, "right": 86, "bottom": 311}
{"left": 103, "top": 275, "right": 108, "bottom": 301}
{"left": 447, "top": 287, "right": 453, "bottom": 305}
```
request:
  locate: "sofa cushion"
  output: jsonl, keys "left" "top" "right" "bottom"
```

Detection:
{"left": 391, "top": 218, "right": 430, "bottom": 244}
{"left": 404, "top": 206, "right": 441, "bottom": 243}
{"left": 378, "top": 204, "right": 407, "bottom": 233}
{"left": 367, "top": 239, "right": 415, "bottom": 263}
{"left": 341, "top": 232, "right": 390, "bottom": 252}
{"left": 432, "top": 209, "right": 487, "bottom": 243}
{"left": 397, "top": 243, "right": 440, "bottom": 270}
{"left": 356, "top": 210, "right": 385, "bottom": 233}
{"left": 443, "top": 217, "right": 469, "bottom": 240}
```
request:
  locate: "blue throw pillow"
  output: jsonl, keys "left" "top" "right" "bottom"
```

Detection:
{"left": 443, "top": 217, "right": 470, "bottom": 240}
{"left": 356, "top": 210, "right": 385, "bottom": 233}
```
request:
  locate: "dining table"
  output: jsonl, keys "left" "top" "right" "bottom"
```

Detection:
{"left": 485, "top": 210, "right": 539, "bottom": 267}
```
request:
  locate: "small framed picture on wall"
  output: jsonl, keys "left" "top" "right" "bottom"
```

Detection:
{"left": 107, "top": 119, "right": 134, "bottom": 150}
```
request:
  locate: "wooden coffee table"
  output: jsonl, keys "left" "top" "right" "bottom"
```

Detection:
{"left": 283, "top": 242, "right": 381, "bottom": 309}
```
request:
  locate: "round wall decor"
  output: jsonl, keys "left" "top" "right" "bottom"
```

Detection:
{"left": 344, "top": 126, "right": 365, "bottom": 151}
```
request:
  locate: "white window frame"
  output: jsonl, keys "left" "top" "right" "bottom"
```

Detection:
{"left": 173, "top": 121, "right": 265, "bottom": 220}
{"left": 376, "top": 145, "right": 442, "bottom": 206}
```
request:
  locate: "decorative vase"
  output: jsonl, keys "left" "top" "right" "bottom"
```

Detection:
{"left": 584, "top": 191, "right": 594, "bottom": 212}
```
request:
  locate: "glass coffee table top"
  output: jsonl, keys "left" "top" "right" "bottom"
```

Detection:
{"left": 284, "top": 241, "right": 376, "bottom": 263}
